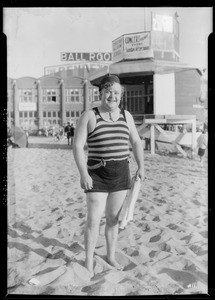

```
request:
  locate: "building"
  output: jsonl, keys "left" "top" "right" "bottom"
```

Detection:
{"left": 88, "top": 10, "right": 206, "bottom": 155}
{"left": 7, "top": 53, "right": 112, "bottom": 132}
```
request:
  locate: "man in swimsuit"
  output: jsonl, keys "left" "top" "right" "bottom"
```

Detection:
{"left": 73, "top": 74, "right": 145, "bottom": 275}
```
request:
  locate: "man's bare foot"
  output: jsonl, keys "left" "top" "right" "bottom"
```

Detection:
{"left": 85, "top": 261, "right": 94, "bottom": 277}
{"left": 106, "top": 257, "right": 123, "bottom": 270}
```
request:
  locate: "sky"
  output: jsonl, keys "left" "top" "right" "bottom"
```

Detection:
{"left": 3, "top": 7, "right": 213, "bottom": 79}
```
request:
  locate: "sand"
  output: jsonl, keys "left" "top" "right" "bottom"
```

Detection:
{"left": 7, "top": 137, "right": 208, "bottom": 296}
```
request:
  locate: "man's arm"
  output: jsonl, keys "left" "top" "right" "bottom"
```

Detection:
{"left": 125, "top": 111, "right": 145, "bottom": 181}
{"left": 73, "top": 111, "right": 93, "bottom": 190}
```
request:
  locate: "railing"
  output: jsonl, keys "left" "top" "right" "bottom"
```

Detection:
{"left": 132, "top": 114, "right": 144, "bottom": 125}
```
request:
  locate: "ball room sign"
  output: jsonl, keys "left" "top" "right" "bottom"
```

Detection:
{"left": 61, "top": 52, "right": 112, "bottom": 62}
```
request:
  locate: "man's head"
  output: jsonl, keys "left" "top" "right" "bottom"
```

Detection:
{"left": 99, "top": 74, "right": 121, "bottom": 92}
{"left": 99, "top": 74, "right": 124, "bottom": 111}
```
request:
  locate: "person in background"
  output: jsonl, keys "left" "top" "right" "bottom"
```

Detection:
{"left": 197, "top": 128, "right": 208, "bottom": 167}
{"left": 73, "top": 74, "right": 145, "bottom": 275}
{"left": 70, "top": 123, "right": 75, "bottom": 146}
{"left": 64, "top": 122, "right": 71, "bottom": 145}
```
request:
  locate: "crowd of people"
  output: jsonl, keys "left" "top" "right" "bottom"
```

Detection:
{"left": 7, "top": 122, "right": 76, "bottom": 148}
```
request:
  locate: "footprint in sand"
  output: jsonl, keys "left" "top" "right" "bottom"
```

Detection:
{"left": 167, "top": 223, "right": 178, "bottom": 230}
{"left": 149, "top": 250, "right": 158, "bottom": 258}
{"left": 142, "top": 223, "right": 150, "bottom": 232}
{"left": 189, "top": 245, "right": 207, "bottom": 256}
{"left": 180, "top": 234, "right": 192, "bottom": 244}
{"left": 158, "top": 268, "right": 198, "bottom": 289}
{"left": 152, "top": 216, "right": 160, "bottom": 222}
{"left": 149, "top": 233, "right": 161, "bottom": 243}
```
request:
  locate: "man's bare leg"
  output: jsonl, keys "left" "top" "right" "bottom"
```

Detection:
{"left": 85, "top": 192, "right": 107, "bottom": 274}
{"left": 105, "top": 190, "right": 127, "bottom": 269}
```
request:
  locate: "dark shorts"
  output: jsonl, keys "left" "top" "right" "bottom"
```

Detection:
{"left": 198, "top": 148, "right": 205, "bottom": 157}
{"left": 85, "top": 158, "right": 131, "bottom": 193}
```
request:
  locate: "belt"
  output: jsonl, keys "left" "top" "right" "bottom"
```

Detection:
{"left": 87, "top": 156, "right": 131, "bottom": 170}
{"left": 87, "top": 158, "right": 106, "bottom": 170}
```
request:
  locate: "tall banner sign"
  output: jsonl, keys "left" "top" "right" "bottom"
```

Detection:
{"left": 152, "top": 13, "right": 173, "bottom": 33}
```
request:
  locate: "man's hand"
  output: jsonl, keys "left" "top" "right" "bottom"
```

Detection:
{"left": 135, "top": 167, "right": 145, "bottom": 181}
{"left": 80, "top": 173, "right": 93, "bottom": 190}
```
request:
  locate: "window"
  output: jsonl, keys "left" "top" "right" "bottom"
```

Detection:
{"left": 24, "top": 112, "right": 28, "bottom": 118}
{"left": 89, "top": 88, "right": 99, "bottom": 102}
{"left": 53, "top": 111, "right": 56, "bottom": 118}
{"left": 89, "top": 89, "right": 93, "bottom": 102}
{"left": 34, "top": 112, "right": 37, "bottom": 117}
{"left": 93, "top": 89, "right": 100, "bottom": 102}
{"left": 48, "top": 112, "right": 51, "bottom": 118}
{"left": 29, "top": 112, "right": 33, "bottom": 118}
{"left": 71, "top": 111, "right": 74, "bottom": 117}
{"left": 76, "top": 111, "right": 79, "bottom": 117}
{"left": 66, "top": 111, "right": 70, "bottom": 117}
{"left": 58, "top": 111, "right": 61, "bottom": 118}
{"left": 42, "top": 89, "right": 59, "bottom": 103}
{"left": 19, "top": 112, "right": 23, "bottom": 118}
{"left": 65, "top": 88, "right": 83, "bottom": 102}
{"left": 43, "top": 111, "right": 46, "bottom": 117}
{"left": 18, "top": 89, "right": 33, "bottom": 103}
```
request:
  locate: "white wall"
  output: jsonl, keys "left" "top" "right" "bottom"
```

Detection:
{"left": 154, "top": 73, "right": 175, "bottom": 115}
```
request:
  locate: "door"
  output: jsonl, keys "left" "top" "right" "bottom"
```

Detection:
{"left": 122, "top": 85, "right": 146, "bottom": 124}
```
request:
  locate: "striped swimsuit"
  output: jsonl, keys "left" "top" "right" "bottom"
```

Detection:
{"left": 85, "top": 107, "right": 131, "bottom": 193}
{"left": 87, "top": 107, "right": 130, "bottom": 161}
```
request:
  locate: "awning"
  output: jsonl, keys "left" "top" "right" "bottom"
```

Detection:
{"left": 88, "top": 59, "right": 202, "bottom": 87}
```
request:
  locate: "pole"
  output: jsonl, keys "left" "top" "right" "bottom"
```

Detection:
{"left": 37, "top": 80, "right": 43, "bottom": 130}
{"left": 13, "top": 80, "right": 19, "bottom": 127}
{"left": 150, "top": 124, "right": 155, "bottom": 154}
{"left": 191, "top": 118, "right": 196, "bottom": 159}
{"left": 84, "top": 79, "right": 89, "bottom": 112}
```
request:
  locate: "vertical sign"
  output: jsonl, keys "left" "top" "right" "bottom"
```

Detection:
{"left": 112, "top": 36, "right": 124, "bottom": 63}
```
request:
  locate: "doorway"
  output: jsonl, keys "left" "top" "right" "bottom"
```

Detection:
{"left": 122, "top": 82, "right": 154, "bottom": 124}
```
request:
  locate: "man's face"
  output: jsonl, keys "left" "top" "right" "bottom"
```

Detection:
{"left": 100, "top": 82, "right": 122, "bottom": 111}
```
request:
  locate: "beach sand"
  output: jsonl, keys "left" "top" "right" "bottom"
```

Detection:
{"left": 7, "top": 138, "right": 208, "bottom": 296}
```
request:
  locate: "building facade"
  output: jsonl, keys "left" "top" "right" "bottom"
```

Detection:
{"left": 7, "top": 74, "right": 100, "bottom": 132}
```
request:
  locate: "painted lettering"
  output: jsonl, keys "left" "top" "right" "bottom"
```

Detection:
{"left": 89, "top": 53, "right": 96, "bottom": 61}
{"left": 96, "top": 53, "right": 103, "bottom": 61}
{"left": 61, "top": 52, "right": 67, "bottom": 61}
{"left": 103, "top": 52, "right": 111, "bottom": 61}
{"left": 68, "top": 53, "right": 74, "bottom": 61}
